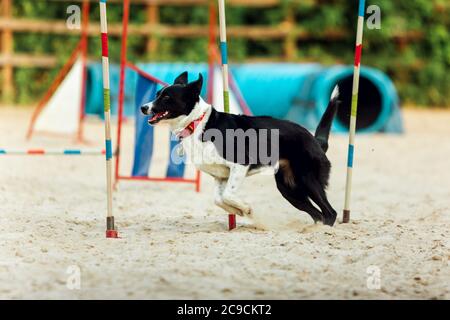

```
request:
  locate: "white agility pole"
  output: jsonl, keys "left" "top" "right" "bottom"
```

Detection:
{"left": 0, "top": 149, "right": 105, "bottom": 156}
{"left": 217, "top": 0, "right": 236, "bottom": 231}
{"left": 343, "top": 0, "right": 366, "bottom": 223}
{"left": 99, "top": 0, "right": 117, "bottom": 238}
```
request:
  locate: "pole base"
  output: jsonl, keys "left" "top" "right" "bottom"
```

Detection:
{"left": 106, "top": 229, "right": 119, "bottom": 238}
{"left": 343, "top": 209, "right": 350, "bottom": 223}
{"left": 106, "top": 216, "right": 118, "bottom": 238}
{"left": 228, "top": 214, "right": 236, "bottom": 230}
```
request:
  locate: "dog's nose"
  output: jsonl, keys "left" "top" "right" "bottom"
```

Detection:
{"left": 141, "top": 105, "right": 149, "bottom": 114}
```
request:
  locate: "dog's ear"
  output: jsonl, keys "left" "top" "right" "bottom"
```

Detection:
{"left": 187, "top": 73, "right": 203, "bottom": 96}
{"left": 174, "top": 71, "right": 188, "bottom": 85}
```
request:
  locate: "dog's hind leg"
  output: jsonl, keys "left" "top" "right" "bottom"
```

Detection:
{"left": 274, "top": 171, "right": 324, "bottom": 224}
{"left": 214, "top": 178, "right": 244, "bottom": 216}
{"left": 302, "top": 176, "right": 337, "bottom": 226}
{"left": 221, "top": 164, "right": 252, "bottom": 216}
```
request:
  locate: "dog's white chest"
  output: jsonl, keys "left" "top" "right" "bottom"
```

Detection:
{"left": 180, "top": 134, "right": 230, "bottom": 179}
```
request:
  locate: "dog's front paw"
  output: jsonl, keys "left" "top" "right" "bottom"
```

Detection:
{"left": 241, "top": 205, "right": 253, "bottom": 217}
{"left": 215, "top": 199, "right": 242, "bottom": 216}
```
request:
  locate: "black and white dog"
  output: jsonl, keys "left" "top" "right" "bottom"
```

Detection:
{"left": 141, "top": 72, "right": 340, "bottom": 226}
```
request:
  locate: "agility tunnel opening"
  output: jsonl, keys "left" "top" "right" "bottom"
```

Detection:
{"left": 335, "top": 75, "right": 382, "bottom": 131}
{"left": 313, "top": 66, "right": 403, "bottom": 134}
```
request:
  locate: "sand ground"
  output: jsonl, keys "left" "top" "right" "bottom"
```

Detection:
{"left": 0, "top": 107, "right": 449, "bottom": 299}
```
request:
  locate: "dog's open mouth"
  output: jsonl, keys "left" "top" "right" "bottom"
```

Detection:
{"left": 148, "top": 111, "right": 170, "bottom": 125}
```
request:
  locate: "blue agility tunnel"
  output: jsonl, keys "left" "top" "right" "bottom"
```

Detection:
{"left": 232, "top": 64, "right": 403, "bottom": 133}
{"left": 85, "top": 63, "right": 403, "bottom": 134}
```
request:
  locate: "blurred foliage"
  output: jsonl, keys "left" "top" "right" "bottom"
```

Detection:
{"left": 6, "top": 0, "right": 450, "bottom": 107}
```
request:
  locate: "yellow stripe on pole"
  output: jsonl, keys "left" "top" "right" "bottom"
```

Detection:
{"left": 351, "top": 94, "right": 358, "bottom": 117}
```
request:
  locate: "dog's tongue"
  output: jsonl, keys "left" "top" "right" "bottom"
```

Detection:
{"left": 150, "top": 113, "right": 160, "bottom": 122}
{"left": 150, "top": 111, "right": 166, "bottom": 122}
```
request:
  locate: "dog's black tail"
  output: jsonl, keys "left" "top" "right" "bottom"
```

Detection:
{"left": 314, "top": 85, "right": 340, "bottom": 153}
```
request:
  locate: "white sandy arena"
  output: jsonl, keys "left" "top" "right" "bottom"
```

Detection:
{"left": 0, "top": 107, "right": 449, "bottom": 299}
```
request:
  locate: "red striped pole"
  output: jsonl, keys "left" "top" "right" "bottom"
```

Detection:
{"left": 343, "top": 0, "right": 366, "bottom": 224}
{"left": 99, "top": 0, "right": 118, "bottom": 238}
{"left": 0, "top": 149, "right": 105, "bottom": 155}
{"left": 114, "top": 0, "right": 130, "bottom": 188}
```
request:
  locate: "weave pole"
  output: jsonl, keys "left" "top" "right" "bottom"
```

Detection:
{"left": 99, "top": 0, "right": 117, "bottom": 238}
{"left": 0, "top": 149, "right": 105, "bottom": 155}
{"left": 343, "top": 0, "right": 366, "bottom": 224}
{"left": 218, "top": 0, "right": 236, "bottom": 231}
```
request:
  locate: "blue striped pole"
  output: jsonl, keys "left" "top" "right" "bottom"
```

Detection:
{"left": 343, "top": 0, "right": 366, "bottom": 223}
{"left": 99, "top": 0, "right": 117, "bottom": 238}
{"left": 217, "top": 0, "right": 236, "bottom": 231}
{"left": 0, "top": 149, "right": 105, "bottom": 155}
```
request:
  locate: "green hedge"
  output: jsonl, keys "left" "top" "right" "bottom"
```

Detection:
{"left": 9, "top": 0, "right": 450, "bottom": 107}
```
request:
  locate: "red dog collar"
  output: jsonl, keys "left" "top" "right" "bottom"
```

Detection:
{"left": 177, "top": 112, "right": 207, "bottom": 139}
